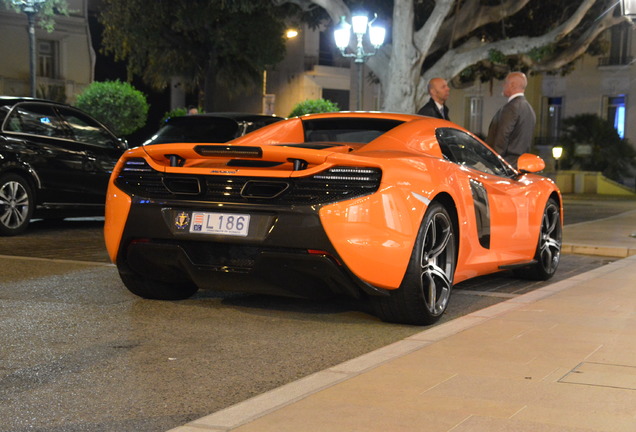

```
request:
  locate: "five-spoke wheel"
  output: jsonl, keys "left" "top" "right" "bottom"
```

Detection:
{"left": 515, "top": 197, "right": 562, "bottom": 280}
{"left": 372, "top": 201, "right": 457, "bottom": 325}
{"left": 0, "top": 174, "right": 33, "bottom": 236}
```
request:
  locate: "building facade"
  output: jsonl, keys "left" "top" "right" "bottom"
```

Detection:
{"left": 451, "top": 22, "right": 635, "bottom": 149}
{"left": 0, "top": 0, "right": 93, "bottom": 102}
{"left": 225, "top": 20, "right": 635, "bottom": 165}
{"left": 212, "top": 22, "right": 383, "bottom": 118}
{"left": 2, "top": 3, "right": 634, "bottom": 177}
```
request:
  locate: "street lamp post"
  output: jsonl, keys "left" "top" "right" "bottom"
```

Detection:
{"left": 333, "top": 13, "right": 386, "bottom": 110}
{"left": 12, "top": 0, "right": 46, "bottom": 98}
{"left": 262, "top": 27, "right": 298, "bottom": 115}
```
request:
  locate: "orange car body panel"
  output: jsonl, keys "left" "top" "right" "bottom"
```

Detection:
{"left": 104, "top": 157, "right": 133, "bottom": 264}
{"left": 104, "top": 112, "right": 561, "bottom": 291}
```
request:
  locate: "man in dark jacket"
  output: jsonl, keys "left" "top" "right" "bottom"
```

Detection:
{"left": 486, "top": 72, "right": 536, "bottom": 168}
{"left": 417, "top": 78, "right": 450, "bottom": 120}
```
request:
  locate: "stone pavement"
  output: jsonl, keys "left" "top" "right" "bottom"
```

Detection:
{"left": 170, "top": 197, "right": 636, "bottom": 432}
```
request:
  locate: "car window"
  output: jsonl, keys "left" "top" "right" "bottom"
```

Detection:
{"left": 4, "top": 103, "right": 68, "bottom": 139}
{"left": 243, "top": 117, "right": 283, "bottom": 134}
{"left": 56, "top": 107, "right": 117, "bottom": 147}
{"left": 302, "top": 118, "right": 403, "bottom": 144}
{"left": 147, "top": 116, "right": 240, "bottom": 145}
{"left": 0, "top": 105, "right": 11, "bottom": 128}
{"left": 436, "top": 127, "right": 514, "bottom": 177}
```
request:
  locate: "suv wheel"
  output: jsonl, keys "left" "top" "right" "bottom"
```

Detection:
{"left": 0, "top": 174, "right": 34, "bottom": 236}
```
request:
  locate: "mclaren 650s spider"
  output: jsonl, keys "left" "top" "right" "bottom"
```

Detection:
{"left": 104, "top": 112, "right": 562, "bottom": 325}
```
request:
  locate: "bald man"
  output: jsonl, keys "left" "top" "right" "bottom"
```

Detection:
{"left": 417, "top": 78, "right": 450, "bottom": 120}
{"left": 486, "top": 72, "right": 536, "bottom": 168}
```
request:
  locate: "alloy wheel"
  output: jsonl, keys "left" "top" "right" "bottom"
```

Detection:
{"left": 0, "top": 179, "right": 30, "bottom": 230}
{"left": 419, "top": 211, "right": 455, "bottom": 316}
{"left": 538, "top": 201, "right": 561, "bottom": 275}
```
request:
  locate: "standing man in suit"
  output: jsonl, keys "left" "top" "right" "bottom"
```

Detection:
{"left": 486, "top": 72, "right": 536, "bottom": 168}
{"left": 417, "top": 77, "right": 450, "bottom": 120}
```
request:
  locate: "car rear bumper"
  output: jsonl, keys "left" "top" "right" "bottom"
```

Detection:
{"left": 116, "top": 198, "right": 389, "bottom": 299}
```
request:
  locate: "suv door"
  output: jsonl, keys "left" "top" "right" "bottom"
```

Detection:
{"left": 55, "top": 106, "right": 124, "bottom": 203}
{"left": 3, "top": 102, "right": 93, "bottom": 204}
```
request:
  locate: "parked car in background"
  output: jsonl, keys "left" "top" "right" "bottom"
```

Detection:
{"left": 105, "top": 112, "right": 562, "bottom": 325}
{"left": 142, "top": 113, "right": 284, "bottom": 146}
{"left": 0, "top": 96, "right": 126, "bottom": 235}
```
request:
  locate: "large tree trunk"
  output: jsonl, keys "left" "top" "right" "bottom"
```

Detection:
{"left": 382, "top": 0, "right": 455, "bottom": 113}
{"left": 380, "top": 0, "right": 418, "bottom": 113}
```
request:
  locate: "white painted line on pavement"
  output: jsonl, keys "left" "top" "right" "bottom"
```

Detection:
{"left": 0, "top": 254, "right": 114, "bottom": 267}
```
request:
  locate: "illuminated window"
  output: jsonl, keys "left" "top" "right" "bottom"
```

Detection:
{"left": 606, "top": 95, "right": 626, "bottom": 138}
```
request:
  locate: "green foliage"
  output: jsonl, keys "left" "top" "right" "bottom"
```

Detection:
{"left": 1, "top": 0, "right": 71, "bottom": 32}
{"left": 450, "top": 0, "right": 614, "bottom": 83}
{"left": 99, "top": 0, "right": 297, "bottom": 105}
{"left": 488, "top": 49, "right": 506, "bottom": 64}
{"left": 528, "top": 44, "right": 555, "bottom": 63}
{"left": 288, "top": 99, "right": 340, "bottom": 117}
{"left": 75, "top": 80, "right": 149, "bottom": 136}
{"left": 559, "top": 114, "right": 636, "bottom": 183}
{"left": 160, "top": 107, "right": 188, "bottom": 125}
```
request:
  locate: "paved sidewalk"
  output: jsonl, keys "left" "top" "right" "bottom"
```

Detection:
{"left": 170, "top": 201, "right": 636, "bottom": 432}
{"left": 563, "top": 208, "right": 636, "bottom": 258}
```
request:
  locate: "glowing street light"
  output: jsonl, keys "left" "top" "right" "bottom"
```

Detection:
{"left": 334, "top": 13, "right": 386, "bottom": 110}
{"left": 285, "top": 28, "right": 299, "bottom": 39}
{"left": 12, "top": 0, "right": 47, "bottom": 98}
{"left": 552, "top": 146, "right": 563, "bottom": 171}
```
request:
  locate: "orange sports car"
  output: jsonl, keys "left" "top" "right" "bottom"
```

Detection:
{"left": 104, "top": 112, "right": 562, "bottom": 325}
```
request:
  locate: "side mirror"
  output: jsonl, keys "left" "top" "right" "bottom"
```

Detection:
{"left": 117, "top": 138, "right": 129, "bottom": 151}
{"left": 517, "top": 153, "right": 545, "bottom": 173}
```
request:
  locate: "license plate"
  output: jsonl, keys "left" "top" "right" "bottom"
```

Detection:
{"left": 189, "top": 212, "right": 250, "bottom": 236}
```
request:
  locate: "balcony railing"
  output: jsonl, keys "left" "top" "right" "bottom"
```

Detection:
{"left": 598, "top": 56, "right": 634, "bottom": 67}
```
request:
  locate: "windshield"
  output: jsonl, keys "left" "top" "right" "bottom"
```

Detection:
{"left": 144, "top": 116, "right": 240, "bottom": 145}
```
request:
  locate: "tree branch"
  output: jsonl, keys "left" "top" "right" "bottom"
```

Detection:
{"left": 427, "top": 0, "right": 599, "bottom": 81}
{"left": 430, "top": 0, "right": 531, "bottom": 53}
{"left": 414, "top": 0, "right": 454, "bottom": 53}
{"left": 534, "top": 12, "right": 628, "bottom": 71}
{"left": 412, "top": 0, "right": 454, "bottom": 99}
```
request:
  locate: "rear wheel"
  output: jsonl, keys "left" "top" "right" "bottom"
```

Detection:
{"left": 0, "top": 174, "right": 34, "bottom": 236}
{"left": 119, "top": 271, "right": 198, "bottom": 300}
{"left": 515, "top": 198, "right": 562, "bottom": 280}
{"left": 372, "top": 202, "right": 457, "bottom": 325}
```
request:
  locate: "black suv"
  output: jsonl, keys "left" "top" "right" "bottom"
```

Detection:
{"left": 0, "top": 97, "right": 126, "bottom": 235}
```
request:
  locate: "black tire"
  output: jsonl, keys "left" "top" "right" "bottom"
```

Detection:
{"left": 371, "top": 202, "right": 457, "bottom": 325}
{"left": 0, "top": 174, "right": 34, "bottom": 236}
{"left": 119, "top": 271, "right": 198, "bottom": 300}
{"left": 515, "top": 197, "right": 562, "bottom": 281}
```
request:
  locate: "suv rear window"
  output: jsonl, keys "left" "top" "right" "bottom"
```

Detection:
{"left": 147, "top": 117, "right": 240, "bottom": 145}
